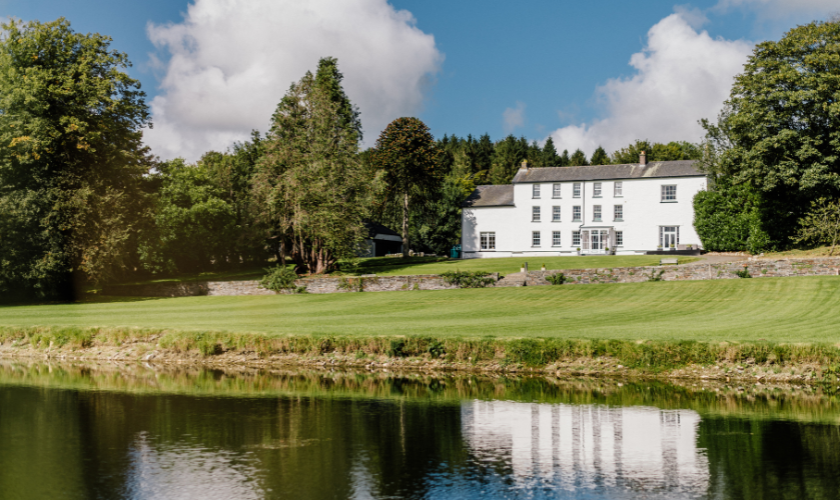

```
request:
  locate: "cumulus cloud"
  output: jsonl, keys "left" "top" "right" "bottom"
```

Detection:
{"left": 503, "top": 101, "right": 526, "bottom": 133}
{"left": 546, "top": 13, "right": 753, "bottom": 156}
{"left": 714, "top": 0, "right": 839, "bottom": 19}
{"left": 143, "top": 0, "right": 442, "bottom": 161}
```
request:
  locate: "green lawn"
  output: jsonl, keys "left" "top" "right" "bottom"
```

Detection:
{"left": 351, "top": 255, "right": 698, "bottom": 276}
{"left": 4, "top": 276, "right": 839, "bottom": 343}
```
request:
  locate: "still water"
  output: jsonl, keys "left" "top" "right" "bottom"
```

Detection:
{"left": 0, "top": 362, "right": 838, "bottom": 499}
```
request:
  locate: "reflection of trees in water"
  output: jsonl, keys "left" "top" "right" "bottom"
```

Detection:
{"left": 0, "top": 385, "right": 469, "bottom": 499}
{"left": 700, "top": 418, "right": 840, "bottom": 499}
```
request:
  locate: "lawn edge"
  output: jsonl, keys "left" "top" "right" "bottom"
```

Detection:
{"left": 1, "top": 326, "right": 839, "bottom": 384}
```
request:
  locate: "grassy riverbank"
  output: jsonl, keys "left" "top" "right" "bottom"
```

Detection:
{"left": 3, "top": 276, "right": 839, "bottom": 379}
{"left": 4, "top": 276, "right": 837, "bottom": 342}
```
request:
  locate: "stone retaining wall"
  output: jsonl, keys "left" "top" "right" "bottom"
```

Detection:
{"left": 524, "top": 257, "right": 840, "bottom": 286}
{"left": 102, "top": 258, "right": 840, "bottom": 297}
{"left": 104, "top": 274, "right": 499, "bottom": 297}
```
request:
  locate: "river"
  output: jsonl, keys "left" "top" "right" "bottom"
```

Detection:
{"left": 0, "top": 361, "right": 838, "bottom": 499}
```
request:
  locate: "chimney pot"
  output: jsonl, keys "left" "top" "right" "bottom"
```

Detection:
{"left": 639, "top": 151, "right": 647, "bottom": 165}
{"left": 521, "top": 160, "right": 530, "bottom": 170}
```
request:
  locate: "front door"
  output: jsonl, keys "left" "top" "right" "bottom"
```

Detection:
{"left": 661, "top": 226, "right": 678, "bottom": 249}
{"left": 590, "top": 230, "right": 609, "bottom": 253}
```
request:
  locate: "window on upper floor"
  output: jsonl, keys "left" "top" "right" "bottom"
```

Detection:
{"left": 552, "top": 183, "right": 561, "bottom": 198}
{"left": 614, "top": 205, "right": 623, "bottom": 221}
{"left": 614, "top": 181, "right": 623, "bottom": 197}
{"left": 552, "top": 206, "right": 561, "bottom": 222}
{"left": 661, "top": 184, "right": 677, "bottom": 202}
{"left": 480, "top": 232, "right": 496, "bottom": 250}
{"left": 593, "top": 205, "right": 602, "bottom": 221}
{"left": 572, "top": 206, "right": 581, "bottom": 222}
{"left": 593, "top": 182, "right": 602, "bottom": 197}
{"left": 573, "top": 182, "right": 581, "bottom": 198}
{"left": 532, "top": 184, "right": 541, "bottom": 199}
{"left": 532, "top": 206, "right": 541, "bottom": 222}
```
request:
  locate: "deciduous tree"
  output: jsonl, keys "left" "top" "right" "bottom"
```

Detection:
{"left": 0, "top": 19, "right": 153, "bottom": 299}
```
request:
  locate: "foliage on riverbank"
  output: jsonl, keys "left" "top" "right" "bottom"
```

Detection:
{"left": 3, "top": 326, "right": 840, "bottom": 383}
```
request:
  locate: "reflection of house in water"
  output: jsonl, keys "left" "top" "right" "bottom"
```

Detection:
{"left": 462, "top": 401, "right": 710, "bottom": 495}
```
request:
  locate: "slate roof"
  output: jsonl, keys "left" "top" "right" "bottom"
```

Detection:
{"left": 364, "top": 221, "right": 401, "bottom": 239}
{"left": 462, "top": 185, "right": 515, "bottom": 208}
{"left": 511, "top": 160, "right": 703, "bottom": 183}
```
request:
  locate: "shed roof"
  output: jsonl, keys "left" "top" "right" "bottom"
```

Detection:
{"left": 364, "top": 221, "right": 400, "bottom": 239}
{"left": 511, "top": 160, "right": 703, "bottom": 183}
{"left": 462, "top": 185, "right": 514, "bottom": 208}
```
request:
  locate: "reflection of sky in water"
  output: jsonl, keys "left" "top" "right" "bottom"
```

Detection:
{"left": 124, "top": 433, "right": 265, "bottom": 500}
{"left": 420, "top": 401, "right": 709, "bottom": 499}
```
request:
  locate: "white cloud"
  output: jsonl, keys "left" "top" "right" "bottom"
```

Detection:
{"left": 714, "top": 0, "right": 839, "bottom": 19}
{"left": 143, "top": 0, "right": 442, "bottom": 161}
{"left": 503, "top": 101, "right": 526, "bottom": 133}
{"left": 546, "top": 13, "right": 753, "bottom": 156}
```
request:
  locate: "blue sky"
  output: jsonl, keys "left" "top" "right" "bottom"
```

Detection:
{"left": 2, "top": 0, "right": 836, "bottom": 160}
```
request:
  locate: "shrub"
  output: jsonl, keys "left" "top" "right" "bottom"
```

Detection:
{"left": 647, "top": 270, "right": 665, "bottom": 282}
{"left": 545, "top": 273, "right": 567, "bottom": 285}
{"left": 734, "top": 267, "right": 752, "bottom": 279}
{"left": 259, "top": 266, "right": 298, "bottom": 291}
{"left": 388, "top": 339, "right": 406, "bottom": 357}
{"left": 439, "top": 271, "right": 495, "bottom": 288}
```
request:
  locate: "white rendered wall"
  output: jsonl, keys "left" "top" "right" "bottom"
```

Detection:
{"left": 462, "top": 175, "right": 706, "bottom": 258}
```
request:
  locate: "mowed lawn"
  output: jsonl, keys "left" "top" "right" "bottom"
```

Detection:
{"left": 2, "top": 276, "right": 839, "bottom": 343}
{"left": 355, "top": 255, "right": 698, "bottom": 276}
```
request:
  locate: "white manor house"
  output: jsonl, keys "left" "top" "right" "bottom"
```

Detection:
{"left": 461, "top": 153, "right": 707, "bottom": 257}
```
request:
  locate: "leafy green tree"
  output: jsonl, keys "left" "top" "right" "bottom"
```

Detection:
{"left": 253, "top": 67, "right": 369, "bottom": 274}
{"left": 792, "top": 198, "right": 840, "bottom": 255}
{"left": 693, "top": 178, "right": 767, "bottom": 252}
{"left": 700, "top": 20, "right": 840, "bottom": 248}
{"left": 612, "top": 140, "right": 702, "bottom": 164}
{"left": 369, "top": 118, "right": 443, "bottom": 254}
{"left": 140, "top": 159, "right": 238, "bottom": 274}
{"left": 416, "top": 174, "right": 473, "bottom": 255}
{"left": 0, "top": 19, "right": 152, "bottom": 299}
{"left": 589, "top": 146, "right": 610, "bottom": 165}
{"left": 570, "top": 149, "right": 589, "bottom": 166}
{"left": 541, "top": 137, "right": 560, "bottom": 166}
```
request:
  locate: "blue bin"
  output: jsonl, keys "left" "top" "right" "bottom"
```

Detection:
{"left": 450, "top": 244, "right": 461, "bottom": 259}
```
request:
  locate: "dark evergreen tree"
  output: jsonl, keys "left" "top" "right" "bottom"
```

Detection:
{"left": 314, "top": 56, "right": 362, "bottom": 142}
{"left": 559, "top": 149, "right": 571, "bottom": 167}
{"left": 570, "top": 149, "right": 589, "bottom": 166}
{"left": 476, "top": 134, "right": 495, "bottom": 173}
{"left": 589, "top": 146, "right": 610, "bottom": 165}
{"left": 542, "top": 137, "right": 560, "bottom": 166}
{"left": 489, "top": 135, "right": 529, "bottom": 184}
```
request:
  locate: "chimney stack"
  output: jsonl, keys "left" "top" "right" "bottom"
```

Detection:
{"left": 639, "top": 151, "right": 647, "bottom": 165}
{"left": 520, "top": 160, "right": 530, "bottom": 170}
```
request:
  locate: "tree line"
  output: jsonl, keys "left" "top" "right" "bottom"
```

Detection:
{"left": 1, "top": 17, "right": 837, "bottom": 300}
